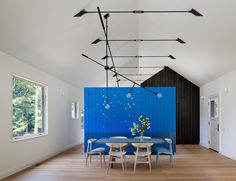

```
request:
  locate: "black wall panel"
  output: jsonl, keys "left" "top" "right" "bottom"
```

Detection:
{"left": 141, "top": 67, "right": 199, "bottom": 144}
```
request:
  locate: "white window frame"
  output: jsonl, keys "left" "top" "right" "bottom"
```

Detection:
{"left": 80, "top": 109, "right": 84, "bottom": 130}
{"left": 71, "top": 101, "right": 79, "bottom": 119}
{"left": 12, "top": 74, "right": 48, "bottom": 142}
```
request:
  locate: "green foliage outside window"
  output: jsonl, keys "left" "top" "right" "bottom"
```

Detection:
{"left": 12, "top": 77, "right": 45, "bottom": 138}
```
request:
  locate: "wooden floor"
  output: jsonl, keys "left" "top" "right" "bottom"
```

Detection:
{"left": 4, "top": 145, "right": 236, "bottom": 181}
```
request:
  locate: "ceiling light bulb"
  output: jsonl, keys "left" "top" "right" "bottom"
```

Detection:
{"left": 157, "top": 93, "right": 162, "bottom": 98}
{"left": 126, "top": 92, "right": 132, "bottom": 98}
{"left": 105, "top": 103, "right": 110, "bottom": 110}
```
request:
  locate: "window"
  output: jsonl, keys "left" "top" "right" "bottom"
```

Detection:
{"left": 12, "top": 76, "right": 47, "bottom": 140}
{"left": 210, "top": 97, "right": 219, "bottom": 119}
{"left": 71, "top": 101, "right": 79, "bottom": 119}
{"left": 80, "top": 109, "right": 84, "bottom": 129}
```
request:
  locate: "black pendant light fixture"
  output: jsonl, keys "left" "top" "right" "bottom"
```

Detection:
{"left": 102, "top": 55, "right": 176, "bottom": 60}
{"left": 81, "top": 53, "right": 159, "bottom": 96}
{"left": 77, "top": 5, "right": 203, "bottom": 101}
{"left": 97, "top": 8, "right": 119, "bottom": 88}
{"left": 104, "top": 13, "right": 110, "bottom": 109}
{"left": 74, "top": 8, "right": 203, "bottom": 17}
{"left": 92, "top": 38, "right": 185, "bottom": 44}
{"left": 126, "top": 83, "right": 135, "bottom": 98}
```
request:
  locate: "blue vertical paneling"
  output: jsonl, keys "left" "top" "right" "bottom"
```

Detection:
{"left": 84, "top": 87, "right": 176, "bottom": 154}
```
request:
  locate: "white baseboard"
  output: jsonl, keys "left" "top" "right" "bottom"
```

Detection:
{"left": 199, "top": 142, "right": 236, "bottom": 161}
{"left": 220, "top": 151, "right": 236, "bottom": 161}
{"left": 0, "top": 142, "right": 83, "bottom": 180}
{"left": 199, "top": 142, "right": 209, "bottom": 148}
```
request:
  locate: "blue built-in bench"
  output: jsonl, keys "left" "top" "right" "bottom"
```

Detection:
{"left": 84, "top": 87, "right": 176, "bottom": 154}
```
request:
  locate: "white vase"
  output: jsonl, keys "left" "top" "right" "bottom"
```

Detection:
{"left": 140, "top": 132, "right": 144, "bottom": 140}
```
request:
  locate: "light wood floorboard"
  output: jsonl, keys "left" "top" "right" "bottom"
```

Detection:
{"left": 3, "top": 145, "right": 236, "bottom": 181}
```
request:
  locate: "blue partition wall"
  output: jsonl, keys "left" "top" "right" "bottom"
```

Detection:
{"left": 84, "top": 87, "right": 176, "bottom": 154}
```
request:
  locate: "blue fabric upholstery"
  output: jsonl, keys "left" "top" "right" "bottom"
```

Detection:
{"left": 156, "top": 138, "right": 174, "bottom": 167}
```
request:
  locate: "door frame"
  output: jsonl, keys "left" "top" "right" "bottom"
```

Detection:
{"left": 208, "top": 93, "right": 221, "bottom": 153}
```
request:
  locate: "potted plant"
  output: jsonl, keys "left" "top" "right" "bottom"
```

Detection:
{"left": 130, "top": 115, "right": 151, "bottom": 137}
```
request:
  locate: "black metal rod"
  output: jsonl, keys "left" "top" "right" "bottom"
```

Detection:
{"left": 116, "top": 66, "right": 164, "bottom": 68}
{"left": 82, "top": 54, "right": 105, "bottom": 67}
{"left": 97, "top": 7, "right": 119, "bottom": 87}
{"left": 81, "top": 54, "right": 157, "bottom": 96}
{"left": 122, "top": 74, "right": 154, "bottom": 76}
{"left": 92, "top": 38, "right": 185, "bottom": 44}
{"left": 82, "top": 10, "right": 189, "bottom": 14}
{"left": 75, "top": 8, "right": 202, "bottom": 17}
{"left": 120, "top": 80, "right": 146, "bottom": 82}
{"left": 97, "top": 39, "right": 178, "bottom": 42}
{"left": 106, "top": 55, "right": 170, "bottom": 58}
{"left": 105, "top": 14, "right": 109, "bottom": 103}
{"left": 128, "top": 83, "right": 136, "bottom": 93}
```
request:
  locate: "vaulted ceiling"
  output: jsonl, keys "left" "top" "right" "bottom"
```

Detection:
{"left": 1, "top": 0, "right": 236, "bottom": 87}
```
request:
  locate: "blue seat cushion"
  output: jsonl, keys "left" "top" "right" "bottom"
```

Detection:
{"left": 156, "top": 147, "right": 172, "bottom": 155}
{"left": 91, "top": 147, "right": 105, "bottom": 153}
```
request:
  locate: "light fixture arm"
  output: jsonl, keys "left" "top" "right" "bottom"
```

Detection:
{"left": 97, "top": 7, "right": 119, "bottom": 87}
{"left": 74, "top": 8, "right": 203, "bottom": 17}
{"left": 102, "top": 55, "right": 176, "bottom": 60}
{"left": 105, "top": 14, "right": 109, "bottom": 103}
{"left": 92, "top": 38, "right": 185, "bottom": 44}
{"left": 128, "top": 83, "right": 135, "bottom": 93}
{"left": 81, "top": 54, "right": 158, "bottom": 96}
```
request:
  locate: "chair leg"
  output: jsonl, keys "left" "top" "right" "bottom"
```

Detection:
{"left": 103, "top": 152, "right": 106, "bottom": 165}
{"left": 90, "top": 154, "right": 92, "bottom": 163}
{"left": 85, "top": 154, "right": 89, "bottom": 167}
{"left": 133, "top": 154, "right": 137, "bottom": 174}
{"left": 123, "top": 155, "right": 127, "bottom": 168}
{"left": 156, "top": 154, "right": 160, "bottom": 167}
{"left": 148, "top": 155, "right": 152, "bottom": 171}
{"left": 100, "top": 152, "right": 102, "bottom": 167}
{"left": 121, "top": 155, "right": 125, "bottom": 173}
{"left": 170, "top": 155, "right": 174, "bottom": 167}
{"left": 107, "top": 155, "right": 111, "bottom": 174}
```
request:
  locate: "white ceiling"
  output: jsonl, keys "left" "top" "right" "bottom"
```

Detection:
{"left": 1, "top": 0, "right": 236, "bottom": 87}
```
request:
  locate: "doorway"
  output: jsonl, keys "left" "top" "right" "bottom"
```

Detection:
{"left": 209, "top": 95, "right": 220, "bottom": 152}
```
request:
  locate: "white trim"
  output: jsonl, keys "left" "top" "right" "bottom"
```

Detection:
{"left": 199, "top": 141, "right": 209, "bottom": 149}
{"left": 12, "top": 74, "right": 47, "bottom": 87}
{"left": 12, "top": 133, "right": 48, "bottom": 142}
{"left": 208, "top": 93, "right": 221, "bottom": 152}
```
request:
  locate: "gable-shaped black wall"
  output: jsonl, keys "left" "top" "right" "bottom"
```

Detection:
{"left": 141, "top": 67, "right": 199, "bottom": 144}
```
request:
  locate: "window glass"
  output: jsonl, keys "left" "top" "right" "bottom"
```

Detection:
{"left": 12, "top": 76, "right": 47, "bottom": 140}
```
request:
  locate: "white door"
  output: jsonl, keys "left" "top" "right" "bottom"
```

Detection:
{"left": 209, "top": 95, "right": 220, "bottom": 152}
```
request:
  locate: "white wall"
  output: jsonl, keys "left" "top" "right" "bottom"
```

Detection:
{"left": 200, "top": 68, "right": 236, "bottom": 160}
{"left": 0, "top": 51, "right": 84, "bottom": 179}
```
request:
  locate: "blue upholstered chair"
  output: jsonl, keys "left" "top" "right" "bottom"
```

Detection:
{"left": 85, "top": 138, "right": 106, "bottom": 167}
{"left": 156, "top": 138, "right": 174, "bottom": 167}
